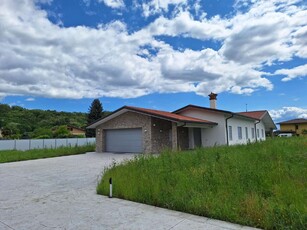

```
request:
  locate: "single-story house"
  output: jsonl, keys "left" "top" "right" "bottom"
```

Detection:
{"left": 88, "top": 93, "right": 276, "bottom": 153}
{"left": 277, "top": 118, "right": 307, "bottom": 136}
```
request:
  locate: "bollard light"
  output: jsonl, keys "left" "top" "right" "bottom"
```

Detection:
{"left": 109, "top": 177, "right": 112, "bottom": 198}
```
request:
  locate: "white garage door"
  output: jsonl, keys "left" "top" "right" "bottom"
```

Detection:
{"left": 105, "top": 128, "right": 143, "bottom": 153}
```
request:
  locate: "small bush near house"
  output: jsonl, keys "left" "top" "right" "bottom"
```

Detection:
{"left": 97, "top": 137, "right": 307, "bottom": 230}
{"left": 0, "top": 144, "right": 95, "bottom": 163}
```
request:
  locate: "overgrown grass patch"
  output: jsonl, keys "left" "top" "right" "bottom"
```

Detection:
{"left": 97, "top": 138, "right": 307, "bottom": 229}
{"left": 0, "top": 144, "right": 95, "bottom": 163}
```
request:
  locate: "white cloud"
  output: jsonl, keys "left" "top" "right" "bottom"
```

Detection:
{"left": 141, "top": 0, "right": 188, "bottom": 17}
{"left": 144, "top": 11, "right": 231, "bottom": 40}
{"left": 34, "top": 0, "right": 53, "bottom": 4}
{"left": 0, "top": 0, "right": 306, "bottom": 101}
{"left": 221, "top": 0, "right": 307, "bottom": 65}
{"left": 270, "top": 107, "right": 307, "bottom": 120}
{"left": 155, "top": 47, "right": 272, "bottom": 96}
{"left": 83, "top": 0, "right": 91, "bottom": 7}
{"left": 25, "top": 97, "right": 35, "bottom": 101}
{"left": 292, "top": 25, "right": 307, "bottom": 58}
{"left": 98, "top": 0, "right": 125, "bottom": 9}
{"left": 274, "top": 64, "right": 307, "bottom": 81}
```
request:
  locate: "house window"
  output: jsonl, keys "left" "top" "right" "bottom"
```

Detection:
{"left": 251, "top": 128, "right": 255, "bottom": 139}
{"left": 238, "top": 127, "right": 242, "bottom": 140}
{"left": 245, "top": 127, "right": 248, "bottom": 139}
{"left": 261, "top": 129, "right": 264, "bottom": 138}
{"left": 257, "top": 129, "right": 260, "bottom": 138}
{"left": 295, "top": 125, "right": 298, "bottom": 130}
{"left": 229, "top": 126, "right": 233, "bottom": 141}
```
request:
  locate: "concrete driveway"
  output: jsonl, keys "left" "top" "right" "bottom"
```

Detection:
{"left": 0, "top": 152, "right": 259, "bottom": 230}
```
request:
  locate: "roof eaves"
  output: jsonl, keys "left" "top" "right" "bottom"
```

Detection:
{"left": 127, "top": 106, "right": 217, "bottom": 125}
{"left": 88, "top": 105, "right": 218, "bottom": 128}
{"left": 234, "top": 113, "right": 260, "bottom": 121}
{"left": 87, "top": 106, "right": 127, "bottom": 128}
{"left": 126, "top": 106, "right": 179, "bottom": 123}
{"left": 173, "top": 104, "right": 233, "bottom": 115}
{"left": 175, "top": 104, "right": 259, "bottom": 121}
{"left": 238, "top": 110, "right": 268, "bottom": 120}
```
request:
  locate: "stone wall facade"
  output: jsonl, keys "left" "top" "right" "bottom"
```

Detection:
{"left": 151, "top": 117, "right": 172, "bottom": 153}
{"left": 95, "top": 111, "right": 189, "bottom": 154}
{"left": 95, "top": 112, "right": 152, "bottom": 153}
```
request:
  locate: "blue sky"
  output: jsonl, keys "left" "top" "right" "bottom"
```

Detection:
{"left": 0, "top": 0, "right": 306, "bottom": 122}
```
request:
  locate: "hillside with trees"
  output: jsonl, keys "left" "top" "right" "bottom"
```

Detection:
{"left": 0, "top": 101, "right": 109, "bottom": 139}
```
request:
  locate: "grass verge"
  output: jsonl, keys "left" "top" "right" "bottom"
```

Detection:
{"left": 0, "top": 144, "right": 95, "bottom": 163}
{"left": 97, "top": 137, "right": 307, "bottom": 229}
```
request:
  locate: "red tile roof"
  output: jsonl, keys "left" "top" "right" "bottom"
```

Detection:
{"left": 237, "top": 110, "right": 267, "bottom": 120}
{"left": 125, "top": 106, "right": 217, "bottom": 125}
{"left": 278, "top": 118, "right": 307, "bottom": 124}
{"left": 174, "top": 105, "right": 259, "bottom": 121}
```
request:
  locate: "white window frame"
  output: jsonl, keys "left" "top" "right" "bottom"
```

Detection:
{"left": 261, "top": 129, "right": 264, "bottom": 138}
{"left": 245, "top": 127, "right": 248, "bottom": 139}
{"left": 257, "top": 129, "right": 260, "bottom": 138}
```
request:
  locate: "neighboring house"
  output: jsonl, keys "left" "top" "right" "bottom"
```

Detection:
{"left": 67, "top": 126, "right": 86, "bottom": 137}
{"left": 88, "top": 93, "right": 276, "bottom": 153}
{"left": 277, "top": 119, "right": 307, "bottom": 136}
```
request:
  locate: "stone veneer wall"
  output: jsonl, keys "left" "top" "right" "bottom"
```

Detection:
{"left": 151, "top": 117, "right": 172, "bottom": 153}
{"left": 95, "top": 112, "right": 152, "bottom": 153}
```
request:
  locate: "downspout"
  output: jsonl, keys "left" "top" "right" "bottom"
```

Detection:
{"left": 254, "top": 120, "right": 260, "bottom": 142}
{"left": 225, "top": 114, "right": 234, "bottom": 146}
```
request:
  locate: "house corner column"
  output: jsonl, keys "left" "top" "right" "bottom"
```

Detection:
{"left": 96, "top": 127, "right": 104, "bottom": 153}
{"left": 172, "top": 122, "right": 178, "bottom": 151}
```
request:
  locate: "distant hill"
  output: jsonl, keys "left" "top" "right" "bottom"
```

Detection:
{"left": 0, "top": 104, "right": 110, "bottom": 139}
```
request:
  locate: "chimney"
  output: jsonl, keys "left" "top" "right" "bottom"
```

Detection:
{"left": 208, "top": 92, "right": 218, "bottom": 109}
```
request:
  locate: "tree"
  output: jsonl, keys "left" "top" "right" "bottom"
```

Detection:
{"left": 32, "top": 127, "right": 53, "bottom": 139}
{"left": 53, "top": 125, "right": 71, "bottom": 138}
{"left": 86, "top": 99, "right": 103, "bottom": 137}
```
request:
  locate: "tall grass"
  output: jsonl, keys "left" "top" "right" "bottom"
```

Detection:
{"left": 0, "top": 144, "right": 95, "bottom": 163}
{"left": 97, "top": 138, "right": 307, "bottom": 229}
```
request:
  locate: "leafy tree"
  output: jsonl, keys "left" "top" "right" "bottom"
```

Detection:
{"left": 0, "top": 102, "right": 109, "bottom": 139}
{"left": 86, "top": 99, "right": 103, "bottom": 137}
{"left": 2, "top": 122, "right": 20, "bottom": 138}
{"left": 32, "top": 128, "right": 53, "bottom": 139}
{"left": 53, "top": 125, "right": 71, "bottom": 138}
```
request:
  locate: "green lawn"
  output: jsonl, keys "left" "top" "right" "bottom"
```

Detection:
{"left": 0, "top": 144, "right": 95, "bottom": 163}
{"left": 97, "top": 137, "right": 307, "bottom": 230}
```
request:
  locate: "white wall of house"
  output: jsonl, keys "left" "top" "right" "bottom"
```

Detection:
{"left": 228, "top": 117, "right": 256, "bottom": 145}
{"left": 180, "top": 108, "right": 267, "bottom": 148}
{"left": 256, "top": 121, "right": 266, "bottom": 141}
{"left": 227, "top": 118, "right": 267, "bottom": 145}
{"left": 179, "top": 109, "right": 227, "bottom": 147}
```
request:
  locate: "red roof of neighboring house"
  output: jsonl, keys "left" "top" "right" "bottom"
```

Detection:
{"left": 237, "top": 110, "right": 267, "bottom": 120}
{"left": 126, "top": 106, "right": 217, "bottom": 124}
{"left": 67, "top": 125, "right": 85, "bottom": 131}
{"left": 277, "top": 118, "right": 307, "bottom": 124}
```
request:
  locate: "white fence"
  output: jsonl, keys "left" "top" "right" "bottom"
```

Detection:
{"left": 0, "top": 138, "right": 96, "bottom": 151}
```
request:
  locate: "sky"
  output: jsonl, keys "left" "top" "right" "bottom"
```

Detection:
{"left": 0, "top": 0, "right": 306, "bottom": 123}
